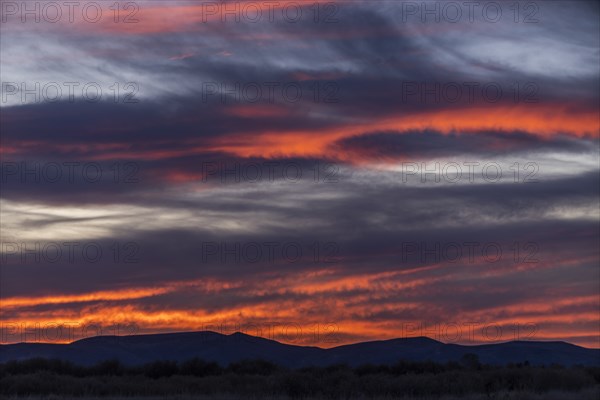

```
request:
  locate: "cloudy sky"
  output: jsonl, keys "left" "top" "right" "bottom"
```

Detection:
{"left": 0, "top": 0, "right": 598, "bottom": 348}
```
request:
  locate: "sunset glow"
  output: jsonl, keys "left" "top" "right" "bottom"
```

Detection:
{"left": 1, "top": 0, "right": 598, "bottom": 354}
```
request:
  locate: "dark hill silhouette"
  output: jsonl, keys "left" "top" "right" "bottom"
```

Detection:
{"left": 1, "top": 331, "right": 598, "bottom": 367}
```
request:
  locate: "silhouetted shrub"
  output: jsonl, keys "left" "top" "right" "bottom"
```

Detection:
{"left": 1, "top": 357, "right": 598, "bottom": 397}
{"left": 180, "top": 357, "right": 221, "bottom": 376}
{"left": 227, "top": 359, "right": 281, "bottom": 375}
{"left": 90, "top": 359, "right": 123, "bottom": 376}
{"left": 460, "top": 353, "right": 481, "bottom": 370}
{"left": 143, "top": 360, "right": 179, "bottom": 379}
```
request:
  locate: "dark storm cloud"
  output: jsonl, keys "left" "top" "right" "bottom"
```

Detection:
{"left": 334, "top": 130, "right": 598, "bottom": 160}
{"left": 3, "top": 1, "right": 598, "bottom": 146}
{"left": 2, "top": 168, "right": 598, "bottom": 299}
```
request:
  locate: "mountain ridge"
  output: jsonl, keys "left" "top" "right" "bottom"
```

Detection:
{"left": 1, "top": 331, "right": 598, "bottom": 367}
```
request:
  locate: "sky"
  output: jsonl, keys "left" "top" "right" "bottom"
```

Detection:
{"left": 0, "top": 0, "right": 599, "bottom": 348}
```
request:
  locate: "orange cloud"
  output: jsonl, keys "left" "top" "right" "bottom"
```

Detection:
{"left": 2, "top": 264, "right": 598, "bottom": 348}
{"left": 207, "top": 103, "right": 599, "bottom": 160}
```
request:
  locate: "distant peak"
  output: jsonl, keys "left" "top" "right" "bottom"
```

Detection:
{"left": 229, "top": 331, "right": 249, "bottom": 337}
{"left": 383, "top": 336, "right": 443, "bottom": 345}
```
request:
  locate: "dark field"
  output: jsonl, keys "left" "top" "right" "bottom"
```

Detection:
{"left": 1, "top": 357, "right": 599, "bottom": 399}
{"left": 2, "top": 392, "right": 600, "bottom": 400}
